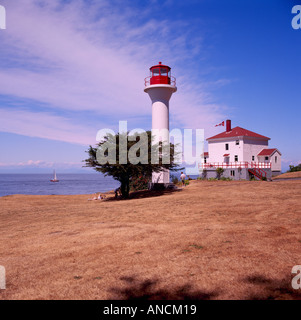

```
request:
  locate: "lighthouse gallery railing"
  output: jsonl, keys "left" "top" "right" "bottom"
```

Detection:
{"left": 144, "top": 76, "right": 176, "bottom": 87}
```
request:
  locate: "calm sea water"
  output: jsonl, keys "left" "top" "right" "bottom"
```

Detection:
{"left": 0, "top": 174, "right": 120, "bottom": 197}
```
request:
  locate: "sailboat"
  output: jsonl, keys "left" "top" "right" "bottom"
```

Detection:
{"left": 50, "top": 170, "right": 59, "bottom": 182}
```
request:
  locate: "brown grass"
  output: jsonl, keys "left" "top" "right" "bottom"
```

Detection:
{"left": 0, "top": 179, "right": 301, "bottom": 300}
{"left": 273, "top": 171, "right": 301, "bottom": 180}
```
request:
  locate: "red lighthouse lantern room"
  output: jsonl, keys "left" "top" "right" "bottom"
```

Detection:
{"left": 145, "top": 62, "right": 176, "bottom": 86}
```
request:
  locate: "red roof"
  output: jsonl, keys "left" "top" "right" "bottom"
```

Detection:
{"left": 149, "top": 62, "right": 171, "bottom": 71}
{"left": 207, "top": 126, "right": 270, "bottom": 141}
{"left": 258, "top": 148, "right": 280, "bottom": 156}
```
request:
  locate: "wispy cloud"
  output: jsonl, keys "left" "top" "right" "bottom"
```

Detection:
{"left": 0, "top": 0, "right": 229, "bottom": 145}
{"left": 0, "top": 108, "right": 97, "bottom": 145}
{"left": 0, "top": 159, "right": 83, "bottom": 169}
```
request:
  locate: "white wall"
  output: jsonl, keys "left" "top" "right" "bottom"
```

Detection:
{"left": 258, "top": 151, "right": 281, "bottom": 172}
{"left": 144, "top": 84, "right": 177, "bottom": 184}
{"left": 207, "top": 137, "right": 282, "bottom": 172}
{"left": 208, "top": 137, "right": 269, "bottom": 164}
{"left": 271, "top": 152, "right": 281, "bottom": 171}
{"left": 243, "top": 138, "right": 269, "bottom": 162}
{"left": 208, "top": 138, "right": 244, "bottom": 163}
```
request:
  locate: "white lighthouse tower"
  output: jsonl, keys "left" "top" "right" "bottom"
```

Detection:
{"left": 144, "top": 62, "right": 177, "bottom": 184}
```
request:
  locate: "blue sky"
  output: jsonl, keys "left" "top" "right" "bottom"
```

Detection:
{"left": 0, "top": 0, "right": 300, "bottom": 173}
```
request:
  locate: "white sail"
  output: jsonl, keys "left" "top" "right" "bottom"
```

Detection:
{"left": 51, "top": 170, "right": 59, "bottom": 182}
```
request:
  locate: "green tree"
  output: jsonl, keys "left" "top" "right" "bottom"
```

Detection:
{"left": 288, "top": 164, "right": 301, "bottom": 172}
{"left": 84, "top": 131, "right": 182, "bottom": 199}
{"left": 216, "top": 167, "right": 224, "bottom": 180}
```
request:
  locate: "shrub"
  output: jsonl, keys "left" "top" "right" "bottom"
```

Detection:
{"left": 288, "top": 164, "right": 301, "bottom": 172}
{"left": 208, "top": 177, "right": 218, "bottom": 181}
{"left": 220, "top": 177, "right": 232, "bottom": 181}
{"left": 171, "top": 175, "right": 179, "bottom": 185}
{"left": 216, "top": 167, "right": 224, "bottom": 180}
{"left": 130, "top": 175, "right": 149, "bottom": 191}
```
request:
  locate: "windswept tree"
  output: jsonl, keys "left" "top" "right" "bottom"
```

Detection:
{"left": 84, "top": 131, "right": 182, "bottom": 199}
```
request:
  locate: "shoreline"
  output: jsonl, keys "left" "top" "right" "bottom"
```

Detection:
{"left": 0, "top": 189, "right": 116, "bottom": 198}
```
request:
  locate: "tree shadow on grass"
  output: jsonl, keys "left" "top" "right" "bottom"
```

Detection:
{"left": 243, "top": 274, "right": 301, "bottom": 300}
{"left": 108, "top": 276, "right": 219, "bottom": 300}
{"left": 105, "top": 188, "right": 183, "bottom": 202}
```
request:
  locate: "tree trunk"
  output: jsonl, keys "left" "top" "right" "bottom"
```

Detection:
{"left": 120, "top": 178, "right": 130, "bottom": 199}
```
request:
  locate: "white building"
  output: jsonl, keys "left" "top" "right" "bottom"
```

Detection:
{"left": 202, "top": 120, "right": 281, "bottom": 180}
{"left": 257, "top": 148, "right": 282, "bottom": 173}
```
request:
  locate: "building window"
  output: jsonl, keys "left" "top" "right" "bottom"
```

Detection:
{"left": 230, "top": 170, "right": 235, "bottom": 176}
{"left": 225, "top": 143, "right": 229, "bottom": 150}
{"left": 275, "top": 156, "right": 277, "bottom": 163}
{"left": 235, "top": 155, "right": 238, "bottom": 162}
{"left": 252, "top": 156, "right": 255, "bottom": 161}
{"left": 204, "top": 158, "right": 207, "bottom": 164}
{"left": 265, "top": 156, "right": 269, "bottom": 161}
{"left": 236, "top": 140, "right": 239, "bottom": 145}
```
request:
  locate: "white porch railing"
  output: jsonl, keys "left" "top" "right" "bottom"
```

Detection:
{"left": 199, "top": 162, "right": 271, "bottom": 169}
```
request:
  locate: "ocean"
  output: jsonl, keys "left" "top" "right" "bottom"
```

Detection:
{"left": 0, "top": 174, "right": 120, "bottom": 197}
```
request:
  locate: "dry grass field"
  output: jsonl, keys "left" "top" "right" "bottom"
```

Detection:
{"left": 0, "top": 179, "right": 301, "bottom": 300}
{"left": 273, "top": 171, "right": 301, "bottom": 180}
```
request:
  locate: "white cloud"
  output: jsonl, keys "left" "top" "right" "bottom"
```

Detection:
{"left": 0, "top": 108, "right": 97, "bottom": 145}
{"left": 0, "top": 159, "right": 82, "bottom": 168}
{"left": 0, "top": 0, "right": 229, "bottom": 145}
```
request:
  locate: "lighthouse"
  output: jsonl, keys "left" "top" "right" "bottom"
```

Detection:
{"left": 144, "top": 62, "right": 177, "bottom": 184}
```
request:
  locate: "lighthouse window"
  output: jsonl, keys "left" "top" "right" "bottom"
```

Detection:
{"left": 225, "top": 143, "right": 229, "bottom": 150}
{"left": 152, "top": 68, "right": 160, "bottom": 76}
{"left": 236, "top": 140, "right": 239, "bottom": 145}
{"left": 275, "top": 156, "right": 277, "bottom": 163}
{"left": 160, "top": 68, "right": 168, "bottom": 76}
{"left": 234, "top": 155, "right": 238, "bottom": 162}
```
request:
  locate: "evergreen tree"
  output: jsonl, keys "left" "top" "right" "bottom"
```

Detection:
{"left": 84, "top": 131, "right": 182, "bottom": 199}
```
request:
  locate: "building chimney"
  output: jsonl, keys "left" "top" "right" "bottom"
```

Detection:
{"left": 226, "top": 119, "right": 231, "bottom": 132}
